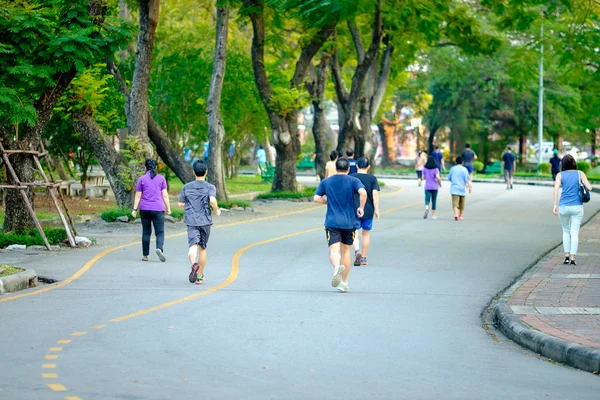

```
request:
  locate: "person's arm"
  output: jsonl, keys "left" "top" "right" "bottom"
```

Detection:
{"left": 466, "top": 171, "right": 472, "bottom": 194}
{"left": 436, "top": 172, "right": 442, "bottom": 186}
{"left": 553, "top": 173, "right": 561, "bottom": 215}
{"left": 582, "top": 172, "right": 593, "bottom": 191}
{"left": 131, "top": 191, "right": 142, "bottom": 218}
{"left": 373, "top": 190, "right": 380, "bottom": 221}
{"left": 313, "top": 182, "right": 327, "bottom": 204}
{"left": 357, "top": 187, "right": 367, "bottom": 217}
{"left": 177, "top": 187, "right": 185, "bottom": 208}
{"left": 209, "top": 195, "right": 221, "bottom": 216}
{"left": 161, "top": 189, "right": 171, "bottom": 215}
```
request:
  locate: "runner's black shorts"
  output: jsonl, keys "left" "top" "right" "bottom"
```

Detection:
{"left": 187, "top": 225, "right": 211, "bottom": 249}
{"left": 325, "top": 227, "right": 355, "bottom": 246}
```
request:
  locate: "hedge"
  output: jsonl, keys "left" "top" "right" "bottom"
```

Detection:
{"left": 0, "top": 228, "right": 67, "bottom": 248}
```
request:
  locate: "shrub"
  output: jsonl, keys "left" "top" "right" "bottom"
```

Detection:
{"left": 0, "top": 228, "right": 67, "bottom": 248}
{"left": 100, "top": 208, "right": 133, "bottom": 223}
{"left": 218, "top": 200, "right": 252, "bottom": 209}
{"left": 538, "top": 162, "right": 551, "bottom": 174}
{"left": 170, "top": 209, "right": 184, "bottom": 219}
{"left": 378, "top": 180, "right": 386, "bottom": 187}
{"left": 577, "top": 161, "right": 591, "bottom": 174}
{"left": 256, "top": 188, "right": 315, "bottom": 200}
{"left": 473, "top": 161, "right": 484, "bottom": 173}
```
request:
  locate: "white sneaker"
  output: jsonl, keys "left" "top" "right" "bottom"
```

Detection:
{"left": 331, "top": 265, "right": 345, "bottom": 287}
{"left": 431, "top": 215, "right": 438, "bottom": 220}
{"left": 156, "top": 248, "right": 166, "bottom": 262}
{"left": 336, "top": 281, "right": 349, "bottom": 293}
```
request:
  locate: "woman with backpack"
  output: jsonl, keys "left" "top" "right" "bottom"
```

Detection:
{"left": 553, "top": 154, "right": 592, "bottom": 265}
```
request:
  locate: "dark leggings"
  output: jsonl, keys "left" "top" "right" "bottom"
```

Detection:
{"left": 425, "top": 190, "right": 438, "bottom": 210}
{"left": 140, "top": 210, "right": 165, "bottom": 256}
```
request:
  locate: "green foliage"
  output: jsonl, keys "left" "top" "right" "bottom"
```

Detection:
{"left": 538, "top": 162, "right": 551, "bottom": 174}
{"left": 270, "top": 87, "right": 307, "bottom": 117}
{"left": 0, "top": 228, "right": 67, "bottom": 248}
{"left": 100, "top": 208, "right": 133, "bottom": 223}
{"left": 218, "top": 200, "right": 252, "bottom": 209}
{"left": 118, "top": 136, "right": 147, "bottom": 191}
{"left": 256, "top": 188, "right": 315, "bottom": 199}
{"left": 473, "top": 161, "right": 484, "bottom": 173}
{"left": 0, "top": 0, "right": 132, "bottom": 128}
{"left": 577, "top": 161, "right": 591, "bottom": 174}
{"left": 0, "top": 266, "right": 24, "bottom": 278}
{"left": 170, "top": 209, "right": 184, "bottom": 220}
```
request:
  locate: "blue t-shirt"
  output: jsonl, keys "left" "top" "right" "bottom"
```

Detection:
{"left": 448, "top": 165, "right": 470, "bottom": 196}
{"left": 203, "top": 143, "right": 209, "bottom": 158}
{"left": 348, "top": 158, "right": 358, "bottom": 175}
{"left": 550, "top": 156, "right": 561, "bottom": 173}
{"left": 432, "top": 151, "right": 443, "bottom": 169}
{"left": 502, "top": 152, "right": 516, "bottom": 170}
{"left": 257, "top": 148, "right": 267, "bottom": 163}
{"left": 560, "top": 170, "right": 582, "bottom": 206}
{"left": 315, "top": 175, "right": 365, "bottom": 229}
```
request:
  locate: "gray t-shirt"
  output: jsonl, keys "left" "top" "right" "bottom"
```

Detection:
{"left": 178, "top": 180, "right": 217, "bottom": 227}
{"left": 460, "top": 149, "right": 476, "bottom": 166}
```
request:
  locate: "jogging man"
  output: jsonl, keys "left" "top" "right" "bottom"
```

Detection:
{"left": 350, "top": 157, "right": 380, "bottom": 266}
{"left": 178, "top": 160, "right": 221, "bottom": 285}
{"left": 502, "top": 147, "right": 516, "bottom": 190}
{"left": 448, "top": 156, "right": 472, "bottom": 221}
{"left": 314, "top": 158, "right": 367, "bottom": 292}
{"left": 460, "top": 143, "right": 477, "bottom": 179}
{"left": 346, "top": 149, "right": 358, "bottom": 175}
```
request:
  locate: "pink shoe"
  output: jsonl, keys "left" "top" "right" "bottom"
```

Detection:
{"left": 458, "top": 216, "right": 464, "bottom": 221}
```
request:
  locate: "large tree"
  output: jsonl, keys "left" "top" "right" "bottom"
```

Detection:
{"left": 0, "top": 0, "right": 129, "bottom": 231}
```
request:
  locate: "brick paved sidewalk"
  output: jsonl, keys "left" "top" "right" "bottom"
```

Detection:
{"left": 507, "top": 214, "right": 600, "bottom": 349}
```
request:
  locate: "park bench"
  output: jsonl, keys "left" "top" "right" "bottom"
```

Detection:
{"left": 296, "top": 157, "right": 314, "bottom": 171}
{"left": 485, "top": 161, "right": 502, "bottom": 175}
{"left": 259, "top": 162, "right": 275, "bottom": 183}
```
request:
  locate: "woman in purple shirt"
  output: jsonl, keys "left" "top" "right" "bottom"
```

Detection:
{"left": 422, "top": 156, "right": 442, "bottom": 220}
{"left": 131, "top": 159, "right": 172, "bottom": 262}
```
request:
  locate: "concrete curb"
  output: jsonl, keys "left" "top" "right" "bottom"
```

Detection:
{"left": 0, "top": 269, "right": 38, "bottom": 294}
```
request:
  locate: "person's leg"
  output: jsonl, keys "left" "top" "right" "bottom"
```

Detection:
{"left": 424, "top": 190, "right": 431, "bottom": 214}
{"left": 140, "top": 210, "right": 152, "bottom": 258}
{"left": 459, "top": 196, "right": 465, "bottom": 218}
{"left": 188, "top": 244, "right": 199, "bottom": 265}
{"left": 558, "top": 207, "right": 571, "bottom": 257}
{"left": 504, "top": 170, "right": 510, "bottom": 189}
{"left": 362, "top": 230, "right": 371, "bottom": 258}
{"left": 197, "top": 226, "right": 211, "bottom": 277}
{"left": 152, "top": 210, "right": 165, "bottom": 249}
{"left": 431, "top": 190, "right": 438, "bottom": 216}
{"left": 340, "top": 243, "right": 352, "bottom": 283}
{"left": 452, "top": 195, "right": 459, "bottom": 219}
{"left": 569, "top": 206, "right": 584, "bottom": 259}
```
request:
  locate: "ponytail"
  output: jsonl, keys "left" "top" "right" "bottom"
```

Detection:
{"left": 145, "top": 159, "right": 157, "bottom": 179}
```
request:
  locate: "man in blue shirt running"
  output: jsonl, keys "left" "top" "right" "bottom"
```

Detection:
{"left": 314, "top": 158, "right": 367, "bottom": 292}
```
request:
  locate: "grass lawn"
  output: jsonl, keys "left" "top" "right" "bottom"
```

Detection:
{"left": 168, "top": 175, "right": 271, "bottom": 196}
{"left": 0, "top": 210, "right": 57, "bottom": 226}
{"left": 0, "top": 265, "right": 24, "bottom": 277}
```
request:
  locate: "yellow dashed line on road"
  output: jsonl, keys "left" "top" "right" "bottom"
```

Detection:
{"left": 65, "top": 396, "right": 82, "bottom": 400}
{"left": 49, "top": 347, "right": 63, "bottom": 352}
{"left": 71, "top": 332, "right": 86, "bottom": 336}
{"left": 90, "top": 324, "right": 105, "bottom": 329}
{"left": 45, "top": 355, "right": 58, "bottom": 360}
{"left": 47, "top": 383, "right": 67, "bottom": 391}
{"left": 57, "top": 340, "right": 71, "bottom": 344}
{"left": 42, "top": 364, "right": 56, "bottom": 369}
{"left": 42, "top": 373, "right": 57, "bottom": 379}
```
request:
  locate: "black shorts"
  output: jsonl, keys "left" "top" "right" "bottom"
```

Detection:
{"left": 325, "top": 227, "right": 355, "bottom": 246}
{"left": 187, "top": 225, "right": 211, "bottom": 249}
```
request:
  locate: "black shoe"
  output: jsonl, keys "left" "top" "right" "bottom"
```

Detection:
{"left": 189, "top": 263, "right": 199, "bottom": 283}
{"left": 354, "top": 251, "right": 362, "bottom": 267}
{"left": 570, "top": 259, "right": 577, "bottom": 266}
{"left": 563, "top": 257, "right": 570, "bottom": 264}
{"left": 510, "top": 183, "right": 513, "bottom": 189}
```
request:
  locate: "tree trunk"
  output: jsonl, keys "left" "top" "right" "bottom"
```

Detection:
{"left": 206, "top": 4, "right": 229, "bottom": 201}
{"left": 306, "top": 54, "right": 331, "bottom": 181}
{"left": 147, "top": 115, "right": 194, "bottom": 183}
{"left": 125, "top": 0, "right": 159, "bottom": 150}
{"left": 519, "top": 133, "right": 526, "bottom": 164}
{"left": 245, "top": 0, "right": 333, "bottom": 192}
{"left": 379, "top": 119, "right": 396, "bottom": 167}
{"left": 72, "top": 112, "right": 135, "bottom": 209}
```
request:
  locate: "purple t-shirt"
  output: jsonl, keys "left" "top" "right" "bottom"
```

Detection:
{"left": 136, "top": 172, "right": 167, "bottom": 211}
{"left": 423, "top": 168, "right": 440, "bottom": 190}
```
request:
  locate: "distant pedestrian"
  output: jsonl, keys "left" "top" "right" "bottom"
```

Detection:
{"left": 460, "top": 143, "right": 478, "bottom": 179}
{"left": 346, "top": 149, "right": 358, "bottom": 175}
{"left": 448, "top": 156, "right": 472, "bottom": 221}
{"left": 256, "top": 145, "right": 267, "bottom": 174}
{"left": 350, "top": 157, "right": 380, "bottom": 266}
{"left": 432, "top": 145, "right": 445, "bottom": 171}
{"left": 314, "top": 158, "right": 367, "bottom": 292}
{"left": 132, "top": 159, "right": 171, "bottom": 262}
{"left": 178, "top": 160, "right": 221, "bottom": 285}
{"left": 502, "top": 147, "right": 517, "bottom": 190}
{"left": 325, "top": 150, "right": 339, "bottom": 178}
{"left": 415, "top": 151, "right": 427, "bottom": 186}
{"left": 553, "top": 154, "right": 592, "bottom": 266}
{"left": 550, "top": 149, "right": 562, "bottom": 181}
{"left": 203, "top": 142, "right": 210, "bottom": 160}
{"left": 423, "top": 155, "right": 442, "bottom": 220}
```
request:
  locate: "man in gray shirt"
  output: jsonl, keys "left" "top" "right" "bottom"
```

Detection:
{"left": 460, "top": 143, "right": 478, "bottom": 179}
{"left": 178, "top": 160, "right": 220, "bottom": 285}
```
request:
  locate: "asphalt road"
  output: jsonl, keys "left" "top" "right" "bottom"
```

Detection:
{"left": 2, "top": 181, "right": 600, "bottom": 400}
